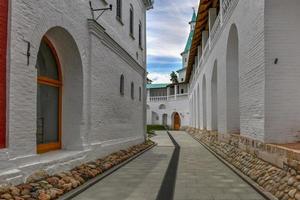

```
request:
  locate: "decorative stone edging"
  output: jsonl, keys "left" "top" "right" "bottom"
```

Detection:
{"left": 186, "top": 128, "right": 300, "bottom": 200}
{"left": 0, "top": 140, "right": 155, "bottom": 200}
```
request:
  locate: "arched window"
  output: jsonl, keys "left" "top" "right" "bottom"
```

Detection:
{"left": 139, "top": 21, "right": 142, "bottom": 47}
{"left": 36, "top": 37, "right": 62, "bottom": 153}
{"left": 120, "top": 74, "right": 124, "bottom": 95}
{"left": 129, "top": 5, "right": 134, "bottom": 36}
{"left": 139, "top": 86, "right": 142, "bottom": 101}
{"left": 131, "top": 82, "right": 134, "bottom": 99}
{"left": 116, "top": 0, "right": 122, "bottom": 20}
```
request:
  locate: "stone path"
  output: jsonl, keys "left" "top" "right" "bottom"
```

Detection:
{"left": 72, "top": 131, "right": 265, "bottom": 200}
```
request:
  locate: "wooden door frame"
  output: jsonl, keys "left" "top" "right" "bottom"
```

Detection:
{"left": 173, "top": 112, "right": 181, "bottom": 130}
{"left": 37, "top": 36, "right": 63, "bottom": 154}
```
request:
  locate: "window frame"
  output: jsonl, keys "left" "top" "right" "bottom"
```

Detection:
{"left": 138, "top": 21, "right": 142, "bottom": 48}
{"left": 129, "top": 4, "right": 134, "bottom": 38}
{"left": 116, "top": 0, "right": 123, "bottom": 24}
{"left": 37, "top": 36, "right": 63, "bottom": 154}
{"left": 120, "top": 74, "right": 125, "bottom": 96}
{"left": 131, "top": 82, "right": 135, "bottom": 100}
{"left": 139, "top": 86, "right": 142, "bottom": 101}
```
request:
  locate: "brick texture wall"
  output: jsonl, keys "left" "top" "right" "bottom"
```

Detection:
{"left": 0, "top": 0, "right": 8, "bottom": 148}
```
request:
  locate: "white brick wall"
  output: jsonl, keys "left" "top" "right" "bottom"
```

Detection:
{"left": 147, "top": 98, "right": 190, "bottom": 128}
{"left": 264, "top": 0, "right": 300, "bottom": 143}
{"left": 189, "top": 0, "right": 266, "bottom": 141}
{"left": 0, "top": 0, "right": 150, "bottom": 183}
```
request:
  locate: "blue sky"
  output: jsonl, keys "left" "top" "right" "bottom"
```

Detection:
{"left": 146, "top": 0, "right": 199, "bottom": 83}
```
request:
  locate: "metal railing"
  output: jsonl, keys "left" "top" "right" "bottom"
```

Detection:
{"left": 148, "top": 93, "right": 189, "bottom": 102}
{"left": 149, "top": 96, "right": 167, "bottom": 102}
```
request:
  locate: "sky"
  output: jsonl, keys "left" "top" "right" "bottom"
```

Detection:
{"left": 146, "top": 0, "right": 199, "bottom": 84}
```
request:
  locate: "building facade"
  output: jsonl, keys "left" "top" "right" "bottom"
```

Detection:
{"left": 187, "top": 0, "right": 300, "bottom": 144}
{"left": 146, "top": 83, "right": 190, "bottom": 129}
{"left": 0, "top": 0, "right": 153, "bottom": 184}
{"left": 146, "top": 11, "right": 195, "bottom": 130}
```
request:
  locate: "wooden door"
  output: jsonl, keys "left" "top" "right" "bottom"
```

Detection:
{"left": 174, "top": 113, "right": 180, "bottom": 130}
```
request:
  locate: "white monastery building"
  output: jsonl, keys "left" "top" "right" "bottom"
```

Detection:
{"left": 147, "top": 0, "right": 300, "bottom": 146}
{"left": 187, "top": 0, "right": 300, "bottom": 144}
{"left": 146, "top": 11, "right": 196, "bottom": 130}
{"left": 0, "top": 0, "right": 153, "bottom": 183}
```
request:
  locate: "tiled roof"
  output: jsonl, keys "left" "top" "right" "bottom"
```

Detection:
{"left": 182, "top": 11, "right": 197, "bottom": 54}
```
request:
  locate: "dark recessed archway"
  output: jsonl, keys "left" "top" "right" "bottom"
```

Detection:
{"left": 226, "top": 24, "right": 240, "bottom": 134}
{"left": 211, "top": 60, "right": 218, "bottom": 131}
{"left": 202, "top": 75, "right": 207, "bottom": 129}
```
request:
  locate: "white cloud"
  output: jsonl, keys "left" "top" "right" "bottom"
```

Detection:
{"left": 148, "top": 72, "right": 171, "bottom": 84}
{"left": 147, "top": 0, "right": 199, "bottom": 58}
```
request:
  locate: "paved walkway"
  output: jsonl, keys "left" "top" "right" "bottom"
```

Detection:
{"left": 73, "top": 131, "right": 265, "bottom": 200}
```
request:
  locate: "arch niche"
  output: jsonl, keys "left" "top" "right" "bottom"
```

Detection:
{"left": 159, "top": 104, "right": 166, "bottom": 110}
{"left": 211, "top": 61, "right": 218, "bottom": 131}
{"left": 162, "top": 114, "right": 168, "bottom": 126}
{"left": 226, "top": 24, "right": 240, "bottom": 134}
{"left": 202, "top": 75, "right": 207, "bottom": 129}
{"left": 36, "top": 27, "right": 83, "bottom": 153}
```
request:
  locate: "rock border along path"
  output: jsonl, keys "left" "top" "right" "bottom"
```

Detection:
{"left": 0, "top": 141, "right": 155, "bottom": 200}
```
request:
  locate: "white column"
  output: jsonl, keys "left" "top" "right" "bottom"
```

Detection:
{"left": 198, "top": 45, "right": 202, "bottom": 62}
{"left": 191, "top": 98, "right": 193, "bottom": 127}
{"left": 147, "top": 89, "right": 150, "bottom": 101}
{"left": 195, "top": 56, "right": 198, "bottom": 69}
{"left": 175, "top": 85, "right": 178, "bottom": 100}
{"left": 167, "top": 87, "right": 170, "bottom": 100}
{"left": 202, "top": 31, "right": 209, "bottom": 52}
{"left": 220, "top": 0, "right": 224, "bottom": 24}
{"left": 208, "top": 8, "right": 217, "bottom": 32}
{"left": 195, "top": 87, "right": 198, "bottom": 128}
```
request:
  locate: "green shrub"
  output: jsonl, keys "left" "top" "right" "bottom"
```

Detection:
{"left": 147, "top": 125, "right": 166, "bottom": 134}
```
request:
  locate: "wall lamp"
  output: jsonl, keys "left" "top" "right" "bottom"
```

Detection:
{"left": 89, "top": 1, "right": 113, "bottom": 21}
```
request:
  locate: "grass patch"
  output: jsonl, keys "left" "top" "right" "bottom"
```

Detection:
{"left": 147, "top": 125, "right": 166, "bottom": 135}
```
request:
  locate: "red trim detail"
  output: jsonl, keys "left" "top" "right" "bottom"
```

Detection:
{"left": 0, "top": 0, "right": 8, "bottom": 148}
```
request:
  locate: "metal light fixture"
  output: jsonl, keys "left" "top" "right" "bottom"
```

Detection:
{"left": 89, "top": 1, "right": 113, "bottom": 21}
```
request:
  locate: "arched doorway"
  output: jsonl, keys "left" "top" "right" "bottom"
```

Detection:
{"left": 151, "top": 111, "right": 159, "bottom": 125}
{"left": 211, "top": 61, "right": 218, "bottom": 131}
{"left": 202, "top": 75, "right": 207, "bottom": 129}
{"left": 36, "top": 37, "right": 62, "bottom": 153}
{"left": 173, "top": 112, "right": 181, "bottom": 130}
{"left": 226, "top": 24, "right": 240, "bottom": 134}
{"left": 162, "top": 114, "right": 168, "bottom": 126}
